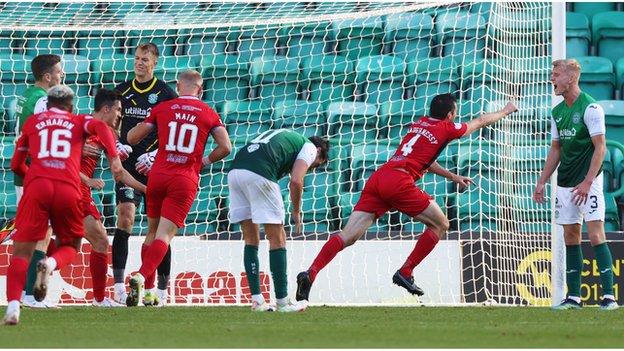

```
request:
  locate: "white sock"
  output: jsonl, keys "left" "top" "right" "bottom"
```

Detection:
{"left": 46, "top": 257, "right": 57, "bottom": 272}
{"left": 251, "top": 294, "right": 265, "bottom": 304}
{"left": 276, "top": 297, "right": 288, "bottom": 306}
{"left": 7, "top": 300, "right": 20, "bottom": 313}
{"left": 157, "top": 289, "right": 167, "bottom": 297}
{"left": 568, "top": 296, "right": 581, "bottom": 303}
{"left": 603, "top": 294, "right": 615, "bottom": 300}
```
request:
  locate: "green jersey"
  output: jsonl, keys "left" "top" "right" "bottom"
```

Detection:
{"left": 230, "top": 129, "right": 315, "bottom": 182}
{"left": 551, "top": 92, "right": 605, "bottom": 187}
{"left": 14, "top": 85, "right": 47, "bottom": 186}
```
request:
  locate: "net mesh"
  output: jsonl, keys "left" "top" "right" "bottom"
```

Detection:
{"left": 0, "top": 1, "right": 553, "bottom": 306}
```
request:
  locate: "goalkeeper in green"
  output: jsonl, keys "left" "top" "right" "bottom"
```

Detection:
{"left": 533, "top": 59, "right": 618, "bottom": 310}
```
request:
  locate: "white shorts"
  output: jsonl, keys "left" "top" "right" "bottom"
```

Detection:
{"left": 15, "top": 186, "right": 23, "bottom": 206}
{"left": 227, "top": 169, "right": 285, "bottom": 224}
{"left": 555, "top": 173, "right": 605, "bottom": 225}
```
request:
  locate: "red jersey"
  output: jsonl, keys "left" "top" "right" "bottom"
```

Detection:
{"left": 145, "top": 96, "right": 223, "bottom": 184}
{"left": 382, "top": 116, "right": 467, "bottom": 180}
{"left": 13, "top": 108, "right": 117, "bottom": 192}
{"left": 80, "top": 135, "right": 102, "bottom": 198}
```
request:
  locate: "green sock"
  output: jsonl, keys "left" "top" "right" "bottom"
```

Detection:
{"left": 269, "top": 248, "right": 288, "bottom": 300}
{"left": 565, "top": 245, "right": 583, "bottom": 298}
{"left": 25, "top": 249, "right": 46, "bottom": 295}
{"left": 593, "top": 242, "right": 614, "bottom": 296}
{"left": 244, "top": 245, "right": 261, "bottom": 296}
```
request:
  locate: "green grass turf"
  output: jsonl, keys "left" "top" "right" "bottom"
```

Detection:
{"left": 0, "top": 306, "right": 621, "bottom": 348}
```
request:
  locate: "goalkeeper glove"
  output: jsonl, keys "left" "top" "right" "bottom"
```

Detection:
{"left": 116, "top": 141, "right": 133, "bottom": 161}
{"left": 136, "top": 150, "right": 157, "bottom": 175}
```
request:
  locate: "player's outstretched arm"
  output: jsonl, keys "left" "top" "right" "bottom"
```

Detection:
{"left": 463, "top": 101, "right": 517, "bottom": 137}
{"left": 533, "top": 140, "right": 561, "bottom": 204}
{"left": 126, "top": 122, "right": 154, "bottom": 145}
{"left": 202, "top": 126, "right": 232, "bottom": 167}
{"left": 118, "top": 168, "right": 147, "bottom": 193}
{"left": 428, "top": 162, "right": 474, "bottom": 189}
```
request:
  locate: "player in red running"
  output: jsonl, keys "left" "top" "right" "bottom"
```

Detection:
{"left": 78, "top": 88, "right": 147, "bottom": 307}
{"left": 3, "top": 85, "right": 123, "bottom": 325}
{"left": 124, "top": 70, "right": 231, "bottom": 306}
{"left": 295, "top": 94, "right": 517, "bottom": 303}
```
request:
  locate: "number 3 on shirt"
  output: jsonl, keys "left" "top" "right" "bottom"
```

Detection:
{"left": 166, "top": 121, "right": 198, "bottom": 154}
{"left": 401, "top": 135, "right": 421, "bottom": 156}
{"left": 38, "top": 129, "right": 72, "bottom": 158}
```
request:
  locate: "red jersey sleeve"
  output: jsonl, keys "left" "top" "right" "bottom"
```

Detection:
{"left": 445, "top": 121, "right": 468, "bottom": 141}
{"left": 207, "top": 107, "right": 224, "bottom": 132}
{"left": 86, "top": 118, "right": 118, "bottom": 157}
{"left": 10, "top": 126, "right": 30, "bottom": 178}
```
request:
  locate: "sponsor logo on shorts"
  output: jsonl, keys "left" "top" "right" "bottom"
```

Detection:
{"left": 247, "top": 144, "right": 260, "bottom": 153}
{"left": 124, "top": 188, "right": 134, "bottom": 199}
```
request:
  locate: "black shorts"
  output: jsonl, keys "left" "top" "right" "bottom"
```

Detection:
{"left": 115, "top": 166, "right": 147, "bottom": 207}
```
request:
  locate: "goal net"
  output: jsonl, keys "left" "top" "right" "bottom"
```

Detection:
{"left": 0, "top": 1, "right": 555, "bottom": 306}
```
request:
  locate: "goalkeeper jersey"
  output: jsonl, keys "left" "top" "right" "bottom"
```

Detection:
{"left": 230, "top": 129, "right": 313, "bottom": 182}
{"left": 551, "top": 92, "right": 605, "bottom": 187}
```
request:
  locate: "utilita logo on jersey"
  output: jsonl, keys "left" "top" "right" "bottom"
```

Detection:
{"left": 559, "top": 128, "right": 577, "bottom": 139}
{"left": 124, "top": 106, "right": 151, "bottom": 119}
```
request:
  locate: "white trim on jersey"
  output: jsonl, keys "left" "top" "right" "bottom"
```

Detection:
{"left": 583, "top": 103, "right": 606, "bottom": 137}
{"left": 550, "top": 118, "right": 559, "bottom": 140}
{"left": 295, "top": 142, "right": 317, "bottom": 167}
{"left": 33, "top": 96, "right": 48, "bottom": 114}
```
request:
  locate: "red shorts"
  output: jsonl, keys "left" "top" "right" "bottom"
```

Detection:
{"left": 353, "top": 167, "right": 432, "bottom": 218}
{"left": 14, "top": 178, "right": 84, "bottom": 245}
{"left": 81, "top": 194, "right": 101, "bottom": 220}
{"left": 146, "top": 174, "right": 197, "bottom": 228}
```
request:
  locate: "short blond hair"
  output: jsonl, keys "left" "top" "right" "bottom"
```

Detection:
{"left": 552, "top": 59, "right": 581, "bottom": 82}
{"left": 178, "top": 70, "right": 203, "bottom": 87}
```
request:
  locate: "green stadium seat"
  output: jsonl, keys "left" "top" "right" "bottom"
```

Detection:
{"left": 301, "top": 171, "right": 339, "bottom": 232}
{"left": 61, "top": 54, "right": 92, "bottom": 114}
{"left": 566, "top": 12, "right": 590, "bottom": 58}
{"left": 0, "top": 137, "right": 15, "bottom": 169}
{"left": 592, "top": 11, "right": 624, "bottom": 65}
{"left": 221, "top": 100, "right": 273, "bottom": 139}
{"left": 333, "top": 17, "right": 384, "bottom": 61}
{"left": 385, "top": 12, "right": 434, "bottom": 60}
{"left": 435, "top": 11, "right": 486, "bottom": 60}
{"left": 77, "top": 30, "right": 126, "bottom": 60}
{"left": 95, "top": 54, "right": 134, "bottom": 84}
{"left": 123, "top": 13, "right": 177, "bottom": 57}
{"left": 408, "top": 57, "right": 459, "bottom": 100}
{"left": 0, "top": 83, "right": 28, "bottom": 133}
{"left": 486, "top": 100, "right": 545, "bottom": 141}
{"left": 273, "top": 100, "right": 326, "bottom": 137}
{"left": 200, "top": 54, "right": 250, "bottom": 108}
{"left": 616, "top": 58, "right": 624, "bottom": 98}
{"left": 597, "top": 101, "right": 624, "bottom": 144}
{"left": 277, "top": 22, "right": 332, "bottom": 58}
{"left": 24, "top": 29, "right": 71, "bottom": 56}
{"left": 301, "top": 54, "right": 355, "bottom": 107}
{"left": 154, "top": 55, "right": 200, "bottom": 85}
{"left": 0, "top": 30, "right": 19, "bottom": 56}
{"left": 183, "top": 27, "right": 229, "bottom": 58}
{"left": 575, "top": 56, "right": 615, "bottom": 100}
{"left": 456, "top": 184, "right": 498, "bottom": 233}
{"left": 250, "top": 55, "right": 300, "bottom": 105}
{"left": 326, "top": 101, "right": 379, "bottom": 145}
{"left": 0, "top": 53, "right": 32, "bottom": 84}
{"left": 379, "top": 98, "right": 427, "bottom": 140}
{"left": 355, "top": 55, "right": 406, "bottom": 104}
{"left": 461, "top": 58, "right": 505, "bottom": 103}
{"left": 607, "top": 140, "right": 624, "bottom": 193}
{"left": 573, "top": 2, "right": 616, "bottom": 22}
{"left": 349, "top": 141, "right": 398, "bottom": 191}
{"left": 230, "top": 24, "right": 279, "bottom": 62}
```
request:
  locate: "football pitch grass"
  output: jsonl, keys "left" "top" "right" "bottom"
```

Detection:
{"left": 0, "top": 306, "right": 621, "bottom": 348}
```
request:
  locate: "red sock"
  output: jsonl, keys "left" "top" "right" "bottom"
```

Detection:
{"left": 46, "top": 239, "right": 57, "bottom": 256}
{"left": 399, "top": 229, "right": 439, "bottom": 278}
{"left": 141, "top": 244, "right": 156, "bottom": 289}
{"left": 50, "top": 245, "right": 78, "bottom": 270}
{"left": 139, "top": 239, "right": 168, "bottom": 281}
{"left": 308, "top": 235, "right": 344, "bottom": 282}
{"left": 7, "top": 256, "right": 29, "bottom": 302}
{"left": 90, "top": 251, "right": 108, "bottom": 302}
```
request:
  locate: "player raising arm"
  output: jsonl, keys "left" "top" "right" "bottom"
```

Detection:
{"left": 228, "top": 129, "right": 329, "bottom": 312}
{"left": 3, "top": 86, "right": 123, "bottom": 325}
{"left": 124, "top": 70, "right": 231, "bottom": 307}
{"left": 296, "top": 94, "right": 517, "bottom": 303}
